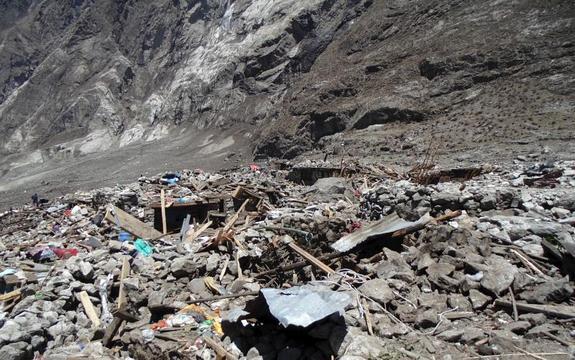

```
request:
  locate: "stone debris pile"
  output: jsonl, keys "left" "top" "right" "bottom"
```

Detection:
{"left": 1, "top": 160, "right": 574, "bottom": 360}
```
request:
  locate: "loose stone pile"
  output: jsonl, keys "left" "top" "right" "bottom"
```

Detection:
{"left": 1, "top": 160, "right": 574, "bottom": 359}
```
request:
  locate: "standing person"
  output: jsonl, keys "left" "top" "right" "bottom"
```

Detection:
{"left": 31, "top": 193, "right": 39, "bottom": 207}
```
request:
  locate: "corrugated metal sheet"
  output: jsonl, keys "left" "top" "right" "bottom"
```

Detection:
{"left": 331, "top": 213, "right": 432, "bottom": 253}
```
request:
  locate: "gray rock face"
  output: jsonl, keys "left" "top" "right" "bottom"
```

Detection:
{"left": 0, "top": 0, "right": 572, "bottom": 208}
{"left": 0, "top": 320, "right": 29, "bottom": 344}
{"left": 415, "top": 309, "right": 439, "bottom": 329}
{"left": 469, "top": 289, "right": 491, "bottom": 310}
{"left": 554, "top": 193, "right": 575, "bottom": 211}
{"left": 461, "top": 327, "right": 485, "bottom": 344}
{"left": 505, "top": 321, "right": 532, "bottom": 335}
{"left": 519, "top": 278, "right": 574, "bottom": 304}
{"left": 431, "top": 190, "right": 460, "bottom": 209}
{"left": 447, "top": 294, "right": 473, "bottom": 312}
{"left": 358, "top": 279, "right": 394, "bottom": 304}
{"left": 376, "top": 249, "right": 415, "bottom": 283}
{"left": 519, "top": 313, "right": 547, "bottom": 326}
{"left": 310, "top": 177, "right": 355, "bottom": 202}
{"left": 0, "top": 341, "right": 29, "bottom": 360}
{"left": 480, "top": 255, "right": 518, "bottom": 296}
{"left": 170, "top": 257, "right": 200, "bottom": 278}
{"left": 437, "top": 328, "right": 465, "bottom": 342}
{"left": 0, "top": 0, "right": 369, "bottom": 164}
{"left": 335, "top": 327, "right": 385, "bottom": 358}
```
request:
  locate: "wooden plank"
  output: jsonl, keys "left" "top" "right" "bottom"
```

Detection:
{"left": 362, "top": 298, "right": 374, "bottom": 335}
{"left": 160, "top": 189, "right": 167, "bottom": 235}
{"left": 203, "top": 335, "right": 238, "bottom": 360}
{"left": 287, "top": 242, "right": 335, "bottom": 275}
{"left": 495, "top": 300, "right": 575, "bottom": 319}
{"left": 223, "top": 199, "right": 249, "bottom": 233}
{"left": 102, "top": 317, "right": 123, "bottom": 348}
{"left": 510, "top": 249, "right": 548, "bottom": 278}
{"left": 0, "top": 289, "right": 21, "bottom": 301}
{"left": 117, "top": 256, "right": 130, "bottom": 310}
{"left": 235, "top": 253, "right": 244, "bottom": 280}
{"left": 219, "top": 256, "right": 230, "bottom": 281}
{"left": 186, "top": 220, "right": 213, "bottom": 242}
{"left": 79, "top": 291, "right": 101, "bottom": 328}
{"left": 104, "top": 205, "right": 162, "bottom": 240}
{"left": 180, "top": 214, "right": 191, "bottom": 242}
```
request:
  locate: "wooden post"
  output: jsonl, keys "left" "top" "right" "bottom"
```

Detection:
{"left": 187, "top": 220, "right": 213, "bottom": 242}
{"left": 79, "top": 291, "right": 101, "bottom": 328}
{"left": 362, "top": 298, "right": 374, "bottom": 335}
{"left": 287, "top": 242, "right": 335, "bottom": 275}
{"left": 104, "top": 205, "right": 162, "bottom": 239}
{"left": 203, "top": 336, "right": 238, "bottom": 360}
{"left": 102, "top": 317, "right": 123, "bottom": 347}
{"left": 117, "top": 256, "right": 130, "bottom": 310}
{"left": 160, "top": 189, "right": 167, "bottom": 234}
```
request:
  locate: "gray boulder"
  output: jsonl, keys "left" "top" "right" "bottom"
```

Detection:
{"left": 519, "top": 278, "right": 574, "bottom": 304}
{"left": 170, "top": 257, "right": 200, "bottom": 278}
{"left": 481, "top": 255, "right": 518, "bottom": 296}
{"left": 358, "top": 279, "right": 394, "bottom": 304}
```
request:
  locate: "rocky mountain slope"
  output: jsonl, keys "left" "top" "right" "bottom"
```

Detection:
{"left": 0, "top": 0, "right": 574, "bottom": 206}
{"left": 0, "top": 0, "right": 369, "bottom": 162}
{"left": 256, "top": 0, "right": 575, "bottom": 160}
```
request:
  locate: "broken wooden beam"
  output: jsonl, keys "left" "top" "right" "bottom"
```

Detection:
{"left": 105, "top": 205, "right": 162, "bottom": 240}
{"left": 223, "top": 199, "right": 249, "bottom": 233}
{"left": 287, "top": 241, "right": 335, "bottom": 275}
{"left": 254, "top": 252, "right": 344, "bottom": 278}
{"left": 102, "top": 317, "right": 124, "bottom": 348}
{"left": 160, "top": 189, "right": 167, "bottom": 234}
{"left": 232, "top": 186, "right": 263, "bottom": 212}
{"left": 78, "top": 291, "right": 101, "bottom": 328}
{"left": 186, "top": 220, "right": 213, "bottom": 242}
{"left": 0, "top": 289, "right": 21, "bottom": 302}
{"left": 495, "top": 300, "right": 575, "bottom": 319}
{"left": 203, "top": 335, "right": 238, "bottom": 360}
{"left": 117, "top": 256, "right": 130, "bottom": 310}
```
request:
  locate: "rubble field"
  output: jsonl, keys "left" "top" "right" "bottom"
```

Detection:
{"left": 1, "top": 159, "right": 575, "bottom": 360}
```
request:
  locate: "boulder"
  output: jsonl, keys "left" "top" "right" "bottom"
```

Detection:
{"left": 447, "top": 294, "right": 473, "bottom": 311}
{"left": 518, "top": 313, "right": 547, "bottom": 326}
{"left": 0, "top": 341, "right": 29, "bottom": 360}
{"left": 170, "top": 257, "right": 200, "bottom": 278}
{"left": 519, "top": 278, "right": 574, "bottom": 304}
{"left": 469, "top": 289, "right": 492, "bottom": 310}
{"left": 437, "top": 328, "right": 465, "bottom": 342}
{"left": 376, "top": 249, "right": 415, "bottom": 283}
{"left": 415, "top": 309, "right": 439, "bottom": 329}
{"left": 504, "top": 321, "right": 532, "bottom": 335}
{"left": 431, "top": 190, "right": 460, "bottom": 209}
{"left": 461, "top": 327, "right": 485, "bottom": 344}
{"left": 358, "top": 279, "right": 394, "bottom": 304}
{"left": 334, "top": 327, "right": 385, "bottom": 358}
{"left": 481, "top": 255, "right": 518, "bottom": 296}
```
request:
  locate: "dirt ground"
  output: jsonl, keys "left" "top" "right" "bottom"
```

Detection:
{"left": 0, "top": 126, "right": 253, "bottom": 210}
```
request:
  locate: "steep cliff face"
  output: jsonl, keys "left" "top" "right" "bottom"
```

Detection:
{"left": 255, "top": 0, "right": 575, "bottom": 160}
{"left": 0, "top": 0, "right": 574, "bottom": 204}
{"left": 0, "top": 0, "right": 370, "bottom": 163}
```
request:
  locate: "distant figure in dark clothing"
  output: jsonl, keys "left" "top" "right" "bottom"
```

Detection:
{"left": 31, "top": 193, "right": 39, "bottom": 207}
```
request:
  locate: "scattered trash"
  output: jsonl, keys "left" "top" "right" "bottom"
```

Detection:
{"left": 0, "top": 160, "right": 574, "bottom": 359}
{"left": 134, "top": 238, "right": 153, "bottom": 256}
{"left": 259, "top": 286, "right": 352, "bottom": 328}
